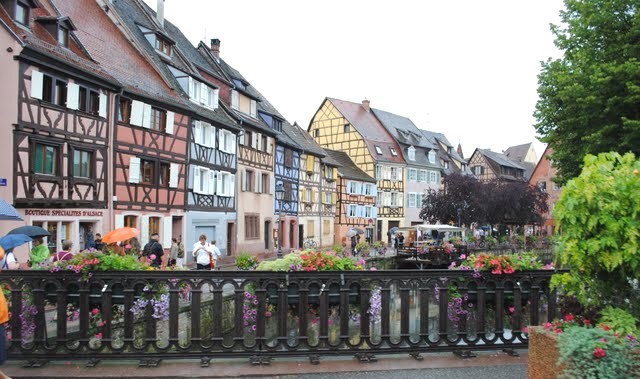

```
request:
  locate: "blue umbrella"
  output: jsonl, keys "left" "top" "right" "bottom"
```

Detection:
{"left": 0, "top": 234, "right": 32, "bottom": 250}
{"left": 0, "top": 199, "right": 22, "bottom": 221}
{"left": 7, "top": 225, "right": 50, "bottom": 238}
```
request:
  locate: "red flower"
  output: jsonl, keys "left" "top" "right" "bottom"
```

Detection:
{"left": 593, "top": 347, "right": 606, "bottom": 359}
{"left": 601, "top": 324, "right": 611, "bottom": 331}
{"left": 564, "top": 314, "right": 575, "bottom": 322}
{"left": 503, "top": 266, "right": 515, "bottom": 274}
{"left": 583, "top": 319, "right": 591, "bottom": 325}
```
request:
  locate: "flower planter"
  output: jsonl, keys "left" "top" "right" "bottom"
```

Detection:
{"left": 528, "top": 326, "right": 563, "bottom": 379}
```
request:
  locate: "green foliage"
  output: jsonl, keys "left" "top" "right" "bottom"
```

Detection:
{"left": 599, "top": 307, "right": 638, "bottom": 337}
{"left": 355, "top": 241, "right": 369, "bottom": 253}
{"left": 95, "top": 253, "right": 146, "bottom": 271}
{"left": 255, "top": 251, "right": 363, "bottom": 272}
{"left": 255, "top": 253, "right": 303, "bottom": 271}
{"left": 557, "top": 326, "right": 636, "bottom": 379}
{"left": 235, "top": 253, "right": 258, "bottom": 270}
{"left": 371, "top": 241, "right": 384, "bottom": 250}
{"left": 553, "top": 152, "right": 640, "bottom": 316}
{"left": 332, "top": 244, "right": 344, "bottom": 254}
{"left": 534, "top": 0, "right": 640, "bottom": 184}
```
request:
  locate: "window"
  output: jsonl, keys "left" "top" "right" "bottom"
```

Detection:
{"left": 314, "top": 129, "right": 319, "bottom": 137}
{"left": 261, "top": 135, "right": 268, "bottom": 152}
{"left": 429, "top": 171, "right": 439, "bottom": 184}
{"left": 243, "top": 170, "right": 254, "bottom": 192}
{"left": 189, "top": 78, "right": 218, "bottom": 109}
{"left": 155, "top": 36, "right": 172, "bottom": 56}
{"left": 219, "top": 129, "right": 236, "bottom": 154}
{"left": 140, "top": 160, "right": 154, "bottom": 185}
{"left": 149, "top": 217, "right": 160, "bottom": 236}
{"left": 57, "top": 26, "right": 69, "bottom": 47}
{"left": 390, "top": 147, "right": 398, "bottom": 156}
{"left": 553, "top": 182, "right": 561, "bottom": 191}
{"left": 444, "top": 161, "right": 449, "bottom": 169}
{"left": 428, "top": 150, "right": 436, "bottom": 163}
{"left": 363, "top": 183, "right": 376, "bottom": 196}
{"left": 78, "top": 86, "right": 100, "bottom": 115}
{"left": 118, "top": 98, "right": 131, "bottom": 123}
{"left": 343, "top": 124, "right": 351, "bottom": 133}
{"left": 347, "top": 205, "right": 357, "bottom": 217}
{"left": 375, "top": 145, "right": 383, "bottom": 155}
{"left": 124, "top": 215, "right": 137, "bottom": 228}
{"left": 538, "top": 181, "right": 547, "bottom": 191}
{"left": 324, "top": 192, "right": 332, "bottom": 204}
{"left": 305, "top": 188, "right": 312, "bottom": 202}
{"left": 41, "top": 74, "right": 67, "bottom": 106}
{"left": 194, "top": 121, "right": 214, "bottom": 147}
{"left": 324, "top": 166, "right": 334, "bottom": 179}
{"left": 419, "top": 169, "right": 427, "bottom": 182}
{"left": 72, "top": 149, "right": 91, "bottom": 178}
{"left": 245, "top": 215, "right": 259, "bottom": 239}
{"left": 260, "top": 173, "right": 269, "bottom": 194}
{"left": 193, "top": 166, "right": 213, "bottom": 194}
{"left": 347, "top": 181, "right": 357, "bottom": 194}
{"left": 34, "top": 143, "right": 58, "bottom": 175}
{"left": 408, "top": 193, "right": 417, "bottom": 208}
{"left": 473, "top": 165, "right": 484, "bottom": 175}
{"left": 217, "top": 171, "right": 235, "bottom": 197}
{"left": 150, "top": 107, "right": 166, "bottom": 132}
{"left": 391, "top": 192, "right": 399, "bottom": 207}
{"left": 284, "top": 149, "right": 293, "bottom": 168}
{"left": 407, "top": 146, "right": 415, "bottom": 161}
{"left": 244, "top": 130, "right": 252, "bottom": 147}
{"left": 15, "top": 1, "right": 29, "bottom": 26}
{"left": 158, "top": 163, "right": 169, "bottom": 187}
{"left": 408, "top": 168, "right": 417, "bottom": 181}
{"left": 390, "top": 167, "right": 401, "bottom": 181}
{"left": 231, "top": 89, "right": 257, "bottom": 117}
{"left": 375, "top": 165, "right": 382, "bottom": 180}
{"left": 364, "top": 206, "right": 374, "bottom": 218}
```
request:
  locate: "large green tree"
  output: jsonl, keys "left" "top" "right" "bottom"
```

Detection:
{"left": 534, "top": 0, "right": 640, "bottom": 184}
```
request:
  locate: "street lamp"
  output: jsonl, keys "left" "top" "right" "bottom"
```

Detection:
{"left": 457, "top": 208, "right": 462, "bottom": 227}
{"left": 275, "top": 182, "right": 285, "bottom": 258}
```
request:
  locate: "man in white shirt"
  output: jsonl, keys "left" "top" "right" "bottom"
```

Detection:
{"left": 209, "top": 240, "right": 222, "bottom": 270}
{"left": 193, "top": 234, "right": 213, "bottom": 270}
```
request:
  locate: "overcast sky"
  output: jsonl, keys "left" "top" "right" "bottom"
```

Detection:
{"left": 143, "top": 0, "right": 565, "bottom": 159}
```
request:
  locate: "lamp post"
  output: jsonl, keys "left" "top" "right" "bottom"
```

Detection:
{"left": 457, "top": 208, "right": 462, "bottom": 227}
{"left": 275, "top": 182, "right": 284, "bottom": 258}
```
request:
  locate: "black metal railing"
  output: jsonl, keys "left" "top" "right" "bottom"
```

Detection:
{"left": 0, "top": 269, "right": 559, "bottom": 365}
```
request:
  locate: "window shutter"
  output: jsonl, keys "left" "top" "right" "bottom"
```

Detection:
{"left": 371, "top": 184, "right": 378, "bottom": 197}
{"left": 256, "top": 133, "right": 262, "bottom": 151}
{"left": 212, "top": 89, "right": 219, "bottom": 109}
{"left": 163, "top": 216, "right": 172, "bottom": 248}
{"left": 231, "top": 90, "right": 239, "bottom": 109}
{"left": 130, "top": 100, "right": 145, "bottom": 126}
{"left": 199, "top": 83, "right": 206, "bottom": 105}
{"left": 194, "top": 121, "right": 202, "bottom": 144}
{"left": 169, "top": 163, "right": 179, "bottom": 188}
{"left": 165, "top": 111, "right": 174, "bottom": 134}
{"left": 312, "top": 189, "right": 317, "bottom": 203}
{"left": 115, "top": 214, "right": 124, "bottom": 229}
{"left": 99, "top": 93, "right": 107, "bottom": 118}
{"left": 217, "top": 128, "right": 223, "bottom": 152}
{"left": 31, "top": 70, "right": 43, "bottom": 100}
{"left": 142, "top": 104, "right": 152, "bottom": 129}
{"left": 306, "top": 155, "right": 314, "bottom": 172}
{"left": 257, "top": 172, "right": 262, "bottom": 193}
{"left": 252, "top": 132, "right": 258, "bottom": 149}
{"left": 241, "top": 170, "right": 247, "bottom": 192}
{"left": 299, "top": 186, "right": 304, "bottom": 202}
{"left": 266, "top": 137, "right": 272, "bottom": 154}
{"left": 398, "top": 193, "right": 404, "bottom": 207}
{"left": 128, "top": 157, "right": 140, "bottom": 183}
{"left": 140, "top": 215, "right": 150, "bottom": 246}
{"left": 333, "top": 168, "right": 338, "bottom": 181}
{"left": 215, "top": 171, "right": 222, "bottom": 195}
{"left": 397, "top": 168, "right": 403, "bottom": 180}
{"left": 188, "top": 77, "right": 194, "bottom": 99}
{"left": 250, "top": 99, "right": 257, "bottom": 118}
{"left": 269, "top": 174, "right": 273, "bottom": 194}
{"left": 238, "top": 132, "right": 245, "bottom": 145}
{"left": 332, "top": 192, "right": 336, "bottom": 204}
{"left": 67, "top": 82, "right": 79, "bottom": 110}
{"left": 230, "top": 133, "right": 236, "bottom": 155}
{"left": 228, "top": 174, "right": 235, "bottom": 196}
{"left": 355, "top": 182, "right": 363, "bottom": 195}
{"left": 187, "top": 164, "right": 195, "bottom": 189}
{"left": 372, "top": 207, "right": 378, "bottom": 218}
{"left": 193, "top": 167, "right": 201, "bottom": 194}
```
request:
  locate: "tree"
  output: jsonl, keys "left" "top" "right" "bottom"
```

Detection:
{"left": 484, "top": 180, "right": 549, "bottom": 227}
{"left": 419, "top": 173, "right": 483, "bottom": 226}
{"left": 534, "top": 0, "right": 640, "bottom": 185}
{"left": 552, "top": 152, "right": 640, "bottom": 317}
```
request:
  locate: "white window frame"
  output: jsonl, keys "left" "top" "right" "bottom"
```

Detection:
{"left": 407, "top": 146, "right": 415, "bottom": 161}
{"left": 347, "top": 204, "right": 357, "bottom": 217}
{"left": 429, "top": 171, "right": 439, "bottom": 184}
{"left": 374, "top": 145, "right": 382, "bottom": 155}
{"left": 408, "top": 168, "right": 417, "bottom": 181}
{"left": 428, "top": 150, "right": 436, "bottom": 163}
{"left": 419, "top": 169, "right": 427, "bottom": 182}
{"left": 390, "top": 147, "right": 398, "bottom": 156}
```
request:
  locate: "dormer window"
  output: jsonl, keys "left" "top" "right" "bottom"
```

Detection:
{"left": 390, "top": 147, "right": 398, "bottom": 157}
{"left": 231, "top": 90, "right": 257, "bottom": 118}
{"left": 428, "top": 150, "right": 436, "bottom": 163}
{"left": 36, "top": 16, "right": 76, "bottom": 49}
{"left": 155, "top": 36, "right": 172, "bottom": 56}
{"left": 188, "top": 77, "right": 218, "bottom": 109}
{"left": 15, "top": 0, "right": 30, "bottom": 26}
{"left": 407, "top": 146, "right": 415, "bottom": 161}
{"left": 375, "top": 145, "right": 382, "bottom": 155}
{"left": 232, "top": 78, "right": 248, "bottom": 91}
{"left": 57, "top": 25, "right": 69, "bottom": 47}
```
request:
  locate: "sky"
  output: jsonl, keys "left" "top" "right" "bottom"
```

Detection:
{"left": 143, "top": 0, "right": 566, "bottom": 159}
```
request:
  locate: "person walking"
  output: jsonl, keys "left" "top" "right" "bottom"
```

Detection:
{"left": 29, "top": 237, "right": 49, "bottom": 267}
{"left": 0, "top": 249, "right": 18, "bottom": 270}
{"left": 192, "top": 234, "right": 213, "bottom": 270}
{"left": 52, "top": 240, "right": 74, "bottom": 262}
{"left": 176, "top": 236, "right": 185, "bottom": 268}
{"left": 169, "top": 238, "right": 179, "bottom": 267}
{"left": 94, "top": 233, "right": 104, "bottom": 251}
{"left": 142, "top": 233, "right": 163, "bottom": 268}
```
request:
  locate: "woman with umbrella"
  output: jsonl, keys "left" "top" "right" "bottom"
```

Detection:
{"left": 29, "top": 237, "right": 49, "bottom": 267}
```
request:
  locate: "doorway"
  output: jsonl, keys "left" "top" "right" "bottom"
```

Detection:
{"left": 388, "top": 220, "right": 400, "bottom": 243}
{"left": 298, "top": 224, "right": 304, "bottom": 249}
{"left": 264, "top": 220, "right": 271, "bottom": 250}
{"left": 226, "top": 222, "right": 234, "bottom": 256}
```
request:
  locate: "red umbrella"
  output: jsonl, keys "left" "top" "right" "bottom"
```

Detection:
{"left": 102, "top": 227, "right": 140, "bottom": 244}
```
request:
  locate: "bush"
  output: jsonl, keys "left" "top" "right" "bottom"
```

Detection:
{"left": 332, "top": 244, "right": 344, "bottom": 254}
{"left": 256, "top": 251, "right": 363, "bottom": 271}
{"left": 235, "top": 253, "right": 258, "bottom": 270}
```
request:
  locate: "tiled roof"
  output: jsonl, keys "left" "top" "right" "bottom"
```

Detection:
{"left": 0, "top": 1, "right": 116, "bottom": 85}
{"left": 479, "top": 149, "right": 526, "bottom": 170}
{"left": 324, "top": 150, "right": 375, "bottom": 183}
{"left": 327, "top": 98, "right": 405, "bottom": 165}
{"left": 504, "top": 143, "right": 532, "bottom": 163}
{"left": 107, "top": 0, "right": 240, "bottom": 130}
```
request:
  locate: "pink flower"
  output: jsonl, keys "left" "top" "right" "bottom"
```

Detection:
{"left": 149, "top": 254, "right": 156, "bottom": 260}
{"left": 370, "top": 267, "right": 377, "bottom": 271}
{"left": 509, "top": 306, "right": 515, "bottom": 314}
{"left": 91, "top": 308, "right": 100, "bottom": 315}
{"left": 460, "top": 254, "right": 466, "bottom": 260}
{"left": 125, "top": 244, "right": 132, "bottom": 249}
{"left": 522, "top": 326, "right": 529, "bottom": 333}
{"left": 95, "top": 332, "right": 103, "bottom": 339}
{"left": 593, "top": 347, "right": 606, "bottom": 359}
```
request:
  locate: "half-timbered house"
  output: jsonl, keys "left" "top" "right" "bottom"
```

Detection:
{"left": 421, "top": 130, "right": 470, "bottom": 176}
{"left": 308, "top": 98, "right": 406, "bottom": 242}
{"left": 291, "top": 123, "right": 339, "bottom": 249}
{"left": 0, "top": 0, "right": 120, "bottom": 256}
{"left": 105, "top": 0, "right": 241, "bottom": 255}
{"left": 196, "top": 39, "right": 278, "bottom": 256}
{"left": 324, "top": 150, "right": 377, "bottom": 245}
{"left": 467, "top": 148, "right": 526, "bottom": 182}
{"left": 373, "top": 109, "right": 443, "bottom": 226}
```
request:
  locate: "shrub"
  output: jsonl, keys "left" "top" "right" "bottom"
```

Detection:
{"left": 332, "top": 244, "right": 344, "bottom": 254}
{"left": 235, "top": 253, "right": 258, "bottom": 270}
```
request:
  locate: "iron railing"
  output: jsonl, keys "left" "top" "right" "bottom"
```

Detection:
{"left": 0, "top": 269, "right": 559, "bottom": 366}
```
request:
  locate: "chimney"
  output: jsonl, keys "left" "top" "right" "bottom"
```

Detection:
{"left": 156, "top": 0, "right": 165, "bottom": 27}
{"left": 362, "top": 99, "right": 370, "bottom": 112}
{"left": 210, "top": 38, "right": 221, "bottom": 61}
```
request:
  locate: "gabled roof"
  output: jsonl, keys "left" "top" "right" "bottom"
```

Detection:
{"left": 504, "top": 143, "right": 532, "bottom": 163}
{"left": 288, "top": 122, "right": 328, "bottom": 158}
{"left": 0, "top": 0, "right": 117, "bottom": 86}
{"left": 326, "top": 98, "right": 405, "bottom": 165}
{"left": 478, "top": 149, "right": 526, "bottom": 170}
{"left": 107, "top": 0, "right": 239, "bottom": 130}
{"left": 324, "top": 150, "right": 375, "bottom": 183}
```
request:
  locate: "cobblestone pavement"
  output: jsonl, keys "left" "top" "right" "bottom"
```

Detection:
{"left": 3, "top": 350, "right": 527, "bottom": 378}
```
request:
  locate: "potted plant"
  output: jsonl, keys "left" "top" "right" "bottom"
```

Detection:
{"left": 235, "top": 253, "right": 259, "bottom": 270}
